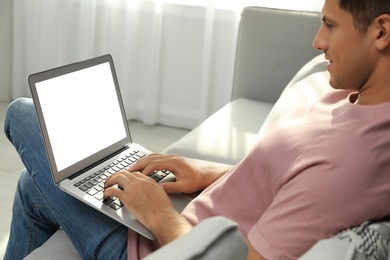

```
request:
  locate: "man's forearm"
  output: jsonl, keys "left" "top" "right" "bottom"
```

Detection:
{"left": 150, "top": 210, "right": 193, "bottom": 246}
{"left": 185, "top": 157, "right": 234, "bottom": 189}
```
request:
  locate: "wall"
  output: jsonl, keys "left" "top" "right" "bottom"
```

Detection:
{"left": 0, "top": 0, "right": 12, "bottom": 102}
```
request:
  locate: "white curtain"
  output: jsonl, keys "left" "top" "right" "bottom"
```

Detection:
{"left": 12, "top": 0, "right": 323, "bottom": 129}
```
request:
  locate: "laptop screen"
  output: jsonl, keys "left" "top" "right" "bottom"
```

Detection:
{"left": 35, "top": 62, "right": 127, "bottom": 171}
{"left": 29, "top": 55, "right": 131, "bottom": 183}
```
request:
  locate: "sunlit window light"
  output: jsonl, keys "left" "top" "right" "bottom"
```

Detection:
{"left": 106, "top": 0, "right": 323, "bottom": 12}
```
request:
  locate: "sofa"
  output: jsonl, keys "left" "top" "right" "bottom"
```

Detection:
{"left": 23, "top": 6, "right": 383, "bottom": 260}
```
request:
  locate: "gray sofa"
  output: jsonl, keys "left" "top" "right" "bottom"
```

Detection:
{"left": 24, "top": 6, "right": 338, "bottom": 260}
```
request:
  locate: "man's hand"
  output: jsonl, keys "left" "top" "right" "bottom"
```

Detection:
{"left": 104, "top": 170, "right": 192, "bottom": 246}
{"left": 104, "top": 154, "right": 233, "bottom": 245}
{"left": 128, "top": 154, "right": 233, "bottom": 194}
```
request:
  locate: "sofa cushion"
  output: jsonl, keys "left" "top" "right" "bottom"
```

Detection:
{"left": 24, "top": 229, "right": 81, "bottom": 260}
{"left": 163, "top": 98, "right": 273, "bottom": 165}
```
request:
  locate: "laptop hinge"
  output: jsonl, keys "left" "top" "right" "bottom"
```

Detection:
{"left": 69, "top": 146, "right": 129, "bottom": 180}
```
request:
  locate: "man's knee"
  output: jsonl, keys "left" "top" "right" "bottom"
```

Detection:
{"left": 5, "top": 98, "right": 35, "bottom": 123}
{"left": 4, "top": 98, "right": 37, "bottom": 141}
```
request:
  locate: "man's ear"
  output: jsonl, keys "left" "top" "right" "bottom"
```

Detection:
{"left": 374, "top": 14, "right": 390, "bottom": 51}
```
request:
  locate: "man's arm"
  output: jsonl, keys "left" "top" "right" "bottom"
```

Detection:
{"left": 105, "top": 169, "right": 266, "bottom": 259}
{"left": 247, "top": 240, "right": 266, "bottom": 260}
{"left": 148, "top": 210, "right": 193, "bottom": 246}
{"left": 129, "top": 154, "right": 234, "bottom": 194}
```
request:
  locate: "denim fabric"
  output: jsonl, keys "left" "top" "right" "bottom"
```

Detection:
{"left": 4, "top": 98, "right": 128, "bottom": 260}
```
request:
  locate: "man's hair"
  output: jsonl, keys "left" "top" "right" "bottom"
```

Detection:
{"left": 339, "top": 0, "right": 390, "bottom": 33}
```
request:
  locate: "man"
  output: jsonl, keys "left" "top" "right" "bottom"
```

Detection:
{"left": 5, "top": 0, "right": 390, "bottom": 259}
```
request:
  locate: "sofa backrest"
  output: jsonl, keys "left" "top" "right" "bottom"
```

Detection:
{"left": 232, "top": 7, "right": 322, "bottom": 103}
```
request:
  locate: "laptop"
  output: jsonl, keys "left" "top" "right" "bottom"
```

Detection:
{"left": 28, "top": 54, "right": 191, "bottom": 240}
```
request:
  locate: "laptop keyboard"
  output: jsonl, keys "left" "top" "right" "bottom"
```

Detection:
{"left": 73, "top": 149, "right": 171, "bottom": 211}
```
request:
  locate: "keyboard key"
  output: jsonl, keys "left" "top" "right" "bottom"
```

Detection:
{"left": 85, "top": 182, "right": 93, "bottom": 189}
{"left": 104, "top": 197, "right": 115, "bottom": 205}
{"left": 107, "top": 168, "right": 116, "bottom": 174}
{"left": 94, "top": 191, "right": 104, "bottom": 201}
{"left": 109, "top": 203, "right": 121, "bottom": 210}
{"left": 150, "top": 175, "right": 161, "bottom": 182}
{"left": 79, "top": 185, "right": 89, "bottom": 192}
{"left": 94, "top": 176, "right": 103, "bottom": 183}
{"left": 87, "top": 189, "right": 98, "bottom": 196}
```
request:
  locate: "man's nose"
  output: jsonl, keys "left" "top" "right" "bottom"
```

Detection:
{"left": 313, "top": 26, "right": 327, "bottom": 51}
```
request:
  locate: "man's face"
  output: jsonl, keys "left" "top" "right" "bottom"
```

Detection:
{"left": 313, "top": 0, "right": 374, "bottom": 91}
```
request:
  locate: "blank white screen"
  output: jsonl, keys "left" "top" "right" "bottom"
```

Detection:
{"left": 36, "top": 62, "right": 127, "bottom": 171}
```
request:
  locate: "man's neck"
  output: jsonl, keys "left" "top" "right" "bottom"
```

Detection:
{"left": 355, "top": 87, "right": 390, "bottom": 105}
{"left": 355, "top": 59, "right": 390, "bottom": 105}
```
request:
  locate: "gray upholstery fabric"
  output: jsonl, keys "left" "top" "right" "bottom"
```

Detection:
{"left": 232, "top": 7, "right": 321, "bottom": 103}
{"left": 24, "top": 229, "right": 81, "bottom": 260}
{"left": 144, "top": 217, "right": 248, "bottom": 260}
{"left": 163, "top": 98, "right": 273, "bottom": 164}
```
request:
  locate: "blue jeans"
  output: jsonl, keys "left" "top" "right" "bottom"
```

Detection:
{"left": 4, "top": 98, "right": 128, "bottom": 260}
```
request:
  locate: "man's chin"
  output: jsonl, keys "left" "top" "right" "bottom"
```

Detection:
{"left": 328, "top": 79, "right": 358, "bottom": 91}
{"left": 328, "top": 78, "right": 339, "bottom": 89}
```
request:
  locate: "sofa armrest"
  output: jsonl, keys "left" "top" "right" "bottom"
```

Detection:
{"left": 144, "top": 217, "right": 248, "bottom": 260}
{"left": 163, "top": 98, "right": 273, "bottom": 164}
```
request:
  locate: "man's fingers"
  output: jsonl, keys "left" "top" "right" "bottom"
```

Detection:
{"left": 104, "top": 170, "right": 155, "bottom": 197}
{"left": 159, "top": 182, "right": 179, "bottom": 193}
{"left": 104, "top": 171, "right": 133, "bottom": 198}
{"left": 105, "top": 171, "right": 130, "bottom": 187}
{"left": 103, "top": 185, "right": 122, "bottom": 199}
{"left": 129, "top": 154, "right": 182, "bottom": 176}
{"left": 129, "top": 153, "right": 162, "bottom": 172}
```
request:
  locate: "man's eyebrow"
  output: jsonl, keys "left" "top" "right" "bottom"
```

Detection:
{"left": 322, "top": 15, "right": 337, "bottom": 24}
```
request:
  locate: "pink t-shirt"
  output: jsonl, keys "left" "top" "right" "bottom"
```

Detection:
{"left": 128, "top": 89, "right": 390, "bottom": 259}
